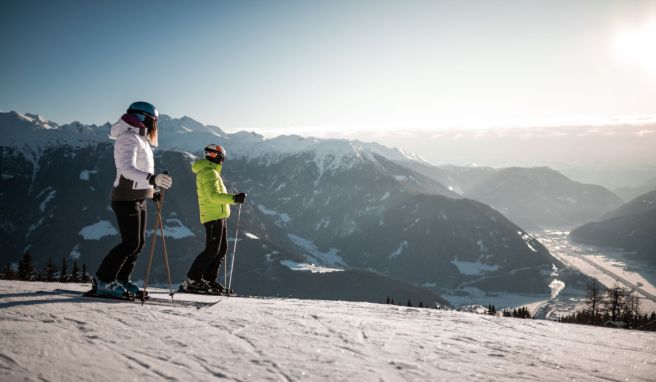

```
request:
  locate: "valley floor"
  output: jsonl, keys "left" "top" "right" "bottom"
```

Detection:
{"left": 536, "top": 230, "right": 656, "bottom": 314}
{"left": 1, "top": 280, "right": 655, "bottom": 381}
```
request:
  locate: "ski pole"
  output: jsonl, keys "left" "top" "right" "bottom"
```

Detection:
{"left": 223, "top": 221, "right": 228, "bottom": 288}
{"left": 155, "top": 190, "right": 174, "bottom": 300}
{"left": 142, "top": 189, "right": 162, "bottom": 304}
{"left": 142, "top": 171, "right": 174, "bottom": 303}
{"left": 224, "top": 186, "right": 235, "bottom": 289}
{"left": 227, "top": 203, "right": 242, "bottom": 293}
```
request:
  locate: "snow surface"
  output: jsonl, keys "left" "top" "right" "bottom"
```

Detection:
{"left": 389, "top": 240, "right": 408, "bottom": 259}
{"left": 38, "top": 189, "right": 56, "bottom": 212}
{"left": 1, "top": 281, "right": 655, "bottom": 381}
{"left": 450, "top": 258, "right": 499, "bottom": 276}
{"left": 79, "top": 170, "right": 97, "bottom": 181}
{"left": 279, "top": 260, "right": 344, "bottom": 273}
{"left": 78, "top": 220, "right": 118, "bottom": 240}
{"left": 148, "top": 218, "right": 195, "bottom": 239}
{"left": 244, "top": 232, "right": 260, "bottom": 240}
{"left": 257, "top": 204, "right": 291, "bottom": 226}
{"left": 287, "top": 234, "right": 345, "bottom": 267}
{"left": 518, "top": 231, "right": 538, "bottom": 253}
{"left": 69, "top": 244, "right": 80, "bottom": 260}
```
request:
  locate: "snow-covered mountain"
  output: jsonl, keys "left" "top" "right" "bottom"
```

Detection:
{"left": 570, "top": 190, "right": 656, "bottom": 265}
{"left": 1, "top": 110, "right": 590, "bottom": 304}
{"left": 2, "top": 280, "right": 654, "bottom": 381}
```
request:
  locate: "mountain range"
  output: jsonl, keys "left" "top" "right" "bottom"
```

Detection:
{"left": 1, "top": 111, "right": 615, "bottom": 304}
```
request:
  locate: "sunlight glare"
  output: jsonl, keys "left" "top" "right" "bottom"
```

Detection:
{"left": 613, "top": 19, "right": 656, "bottom": 78}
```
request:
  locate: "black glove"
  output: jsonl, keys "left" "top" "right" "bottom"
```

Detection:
{"left": 153, "top": 192, "right": 161, "bottom": 202}
{"left": 233, "top": 192, "right": 246, "bottom": 204}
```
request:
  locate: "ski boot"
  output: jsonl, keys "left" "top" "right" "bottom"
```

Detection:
{"left": 179, "top": 278, "right": 211, "bottom": 294}
{"left": 206, "top": 280, "right": 225, "bottom": 295}
{"left": 119, "top": 279, "right": 148, "bottom": 300}
{"left": 94, "top": 279, "right": 132, "bottom": 299}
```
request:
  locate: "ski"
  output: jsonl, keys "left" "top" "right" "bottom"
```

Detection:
{"left": 82, "top": 288, "right": 138, "bottom": 301}
{"left": 54, "top": 288, "right": 222, "bottom": 308}
{"left": 176, "top": 288, "right": 236, "bottom": 297}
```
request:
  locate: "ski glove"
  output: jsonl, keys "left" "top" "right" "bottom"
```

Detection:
{"left": 148, "top": 173, "right": 173, "bottom": 190}
{"left": 233, "top": 192, "right": 246, "bottom": 204}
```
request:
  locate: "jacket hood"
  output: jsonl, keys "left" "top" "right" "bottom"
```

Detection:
{"left": 110, "top": 114, "right": 146, "bottom": 139}
{"left": 192, "top": 159, "right": 222, "bottom": 174}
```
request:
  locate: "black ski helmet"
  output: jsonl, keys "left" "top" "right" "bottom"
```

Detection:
{"left": 205, "top": 144, "right": 226, "bottom": 164}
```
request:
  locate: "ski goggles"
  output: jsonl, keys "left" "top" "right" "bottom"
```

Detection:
{"left": 205, "top": 150, "right": 225, "bottom": 160}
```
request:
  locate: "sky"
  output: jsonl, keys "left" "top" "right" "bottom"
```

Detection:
{"left": 2, "top": 0, "right": 656, "bottom": 133}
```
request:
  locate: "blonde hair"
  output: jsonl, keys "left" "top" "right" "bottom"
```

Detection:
{"left": 147, "top": 120, "right": 158, "bottom": 147}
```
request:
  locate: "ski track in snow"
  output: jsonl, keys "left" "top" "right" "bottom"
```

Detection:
{"left": 1, "top": 281, "right": 655, "bottom": 381}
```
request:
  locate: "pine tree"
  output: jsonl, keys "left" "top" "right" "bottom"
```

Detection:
{"left": 488, "top": 305, "right": 497, "bottom": 316}
{"left": 407, "top": 299, "right": 413, "bottom": 307}
{"left": 622, "top": 293, "right": 640, "bottom": 328}
{"left": 59, "top": 257, "right": 68, "bottom": 282}
{"left": 71, "top": 260, "right": 80, "bottom": 282}
{"left": 81, "top": 263, "right": 90, "bottom": 283}
{"left": 586, "top": 279, "right": 603, "bottom": 318}
{"left": 418, "top": 302, "right": 424, "bottom": 308}
{"left": 17, "top": 252, "right": 35, "bottom": 280}
{"left": 605, "top": 285, "right": 627, "bottom": 322}
{"left": 386, "top": 296, "right": 391, "bottom": 304}
{"left": 3, "top": 264, "right": 17, "bottom": 280}
{"left": 44, "top": 257, "right": 56, "bottom": 281}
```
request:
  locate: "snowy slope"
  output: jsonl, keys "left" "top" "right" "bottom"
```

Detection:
{"left": 1, "top": 281, "right": 654, "bottom": 381}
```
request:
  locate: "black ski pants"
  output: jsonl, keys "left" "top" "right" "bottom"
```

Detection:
{"left": 96, "top": 200, "right": 147, "bottom": 282}
{"left": 186, "top": 219, "right": 227, "bottom": 282}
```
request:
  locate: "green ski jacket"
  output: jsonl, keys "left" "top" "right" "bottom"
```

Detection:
{"left": 191, "top": 159, "right": 235, "bottom": 224}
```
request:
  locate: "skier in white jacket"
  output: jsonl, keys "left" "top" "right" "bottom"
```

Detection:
{"left": 94, "top": 101, "right": 172, "bottom": 298}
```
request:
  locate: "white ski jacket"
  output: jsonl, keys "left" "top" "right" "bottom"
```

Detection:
{"left": 109, "top": 117, "right": 155, "bottom": 201}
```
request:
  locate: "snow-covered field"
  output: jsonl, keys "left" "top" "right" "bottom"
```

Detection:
{"left": 1, "top": 281, "right": 655, "bottom": 381}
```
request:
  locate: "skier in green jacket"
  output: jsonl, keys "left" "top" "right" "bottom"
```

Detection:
{"left": 180, "top": 144, "right": 246, "bottom": 294}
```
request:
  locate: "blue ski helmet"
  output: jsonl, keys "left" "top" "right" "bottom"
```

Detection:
{"left": 127, "top": 101, "right": 158, "bottom": 122}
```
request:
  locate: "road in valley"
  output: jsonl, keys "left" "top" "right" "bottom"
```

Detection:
{"left": 532, "top": 230, "right": 656, "bottom": 316}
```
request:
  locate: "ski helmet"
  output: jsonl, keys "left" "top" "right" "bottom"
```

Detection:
{"left": 127, "top": 101, "right": 159, "bottom": 123}
{"left": 205, "top": 144, "right": 226, "bottom": 164}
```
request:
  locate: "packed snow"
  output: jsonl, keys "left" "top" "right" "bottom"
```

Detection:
{"left": 78, "top": 221, "right": 118, "bottom": 240}
{"left": 1, "top": 281, "right": 654, "bottom": 381}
